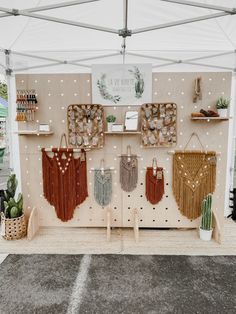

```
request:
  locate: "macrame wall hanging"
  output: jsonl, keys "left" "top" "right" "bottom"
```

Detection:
{"left": 67, "top": 104, "right": 104, "bottom": 149}
{"left": 146, "top": 158, "right": 165, "bottom": 205}
{"left": 42, "top": 134, "right": 88, "bottom": 222}
{"left": 120, "top": 145, "right": 138, "bottom": 192}
{"left": 172, "top": 133, "right": 216, "bottom": 220}
{"left": 94, "top": 159, "right": 112, "bottom": 207}
{"left": 141, "top": 103, "right": 177, "bottom": 147}
{"left": 193, "top": 77, "right": 202, "bottom": 103}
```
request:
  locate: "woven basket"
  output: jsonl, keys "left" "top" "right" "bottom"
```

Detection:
{"left": 1, "top": 213, "right": 27, "bottom": 240}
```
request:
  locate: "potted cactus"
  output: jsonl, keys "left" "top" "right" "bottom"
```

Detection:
{"left": 199, "top": 194, "right": 213, "bottom": 241}
{"left": 106, "top": 115, "right": 116, "bottom": 132}
{"left": 1, "top": 174, "right": 27, "bottom": 240}
{"left": 216, "top": 96, "right": 230, "bottom": 118}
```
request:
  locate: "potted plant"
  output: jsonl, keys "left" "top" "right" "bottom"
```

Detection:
{"left": 216, "top": 96, "right": 230, "bottom": 118}
{"left": 1, "top": 174, "right": 27, "bottom": 240}
{"left": 199, "top": 194, "right": 213, "bottom": 241}
{"left": 106, "top": 115, "right": 116, "bottom": 132}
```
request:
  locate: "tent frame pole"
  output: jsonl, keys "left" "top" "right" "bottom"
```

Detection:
{"left": 132, "top": 12, "right": 231, "bottom": 34}
{"left": 0, "top": 0, "right": 99, "bottom": 19}
{"left": 5, "top": 50, "right": 22, "bottom": 191}
{"left": 160, "top": 0, "right": 236, "bottom": 14}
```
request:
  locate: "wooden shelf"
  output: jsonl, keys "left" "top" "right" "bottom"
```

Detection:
{"left": 104, "top": 131, "right": 141, "bottom": 135}
{"left": 16, "top": 130, "right": 54, "bottom": 136}
{"left": 191, "top": 117, "right": 230, "bottom": 121}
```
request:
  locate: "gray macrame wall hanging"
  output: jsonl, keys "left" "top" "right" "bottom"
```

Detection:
{"left": 120, "top": 145, "right": 138, "bottom": 192}
{"left": 94, "top": 159, "right": 112, "bottom": 207}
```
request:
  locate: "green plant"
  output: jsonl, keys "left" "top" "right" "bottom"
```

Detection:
{"left": 3, "top": 174, "right": 23, "bottom": 219}
{"left": 216, "top": 96, "right": 230, "bottom": 109}
{"left": 128, "top": 66, "right": 144, "bottom": 99}
{"left": 106, "top": 115, "right": 116, "bottom": 123}
{"left": 200, "top": 194, "right": 213, "bottom": 230}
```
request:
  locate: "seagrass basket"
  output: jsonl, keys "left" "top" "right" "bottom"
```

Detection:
{"left": 1, "top": 213, "right": 27, "bottom": 240}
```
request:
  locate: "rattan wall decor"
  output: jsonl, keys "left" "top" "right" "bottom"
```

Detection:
{"left": 141, "top": 103, "right": 177, "bottom": 147}
{"left": 67, "top": 104, "right": 104, "bottom": 149}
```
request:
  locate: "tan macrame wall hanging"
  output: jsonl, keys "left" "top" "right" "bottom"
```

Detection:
{"left": 146, "top": 158, "right": 165, "bottom": 205}
{"left": 141, "top": 103, "right": 177, "bottom": 147}
{"left": 120, "top": 145, "right": 138, "bottom": 192}
{"left": 67, "top": 104, "right": 104, "bottom": 149}
{"left": 42, "top": 134, "right": 88, "bottom": 222}
{"left": 172, "top": 133, "right": 216, "bottom": 220}
{"left": 193, "top": 77, "right": 202, "bottom": 103}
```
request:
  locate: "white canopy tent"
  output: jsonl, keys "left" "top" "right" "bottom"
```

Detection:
{"left": 0, "top": 0, "right": 236, "bottom": 73}
{"left": 0, "top": 0, "right": 235, "bottom": 216}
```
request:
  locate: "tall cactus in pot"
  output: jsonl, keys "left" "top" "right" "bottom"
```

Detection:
{"left": 199, "top": 194, "right": 213, "bottom": 241}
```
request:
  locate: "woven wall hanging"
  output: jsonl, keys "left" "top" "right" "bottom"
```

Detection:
{"left": 120, "top": 145, "right": 138, "bottom": 192}
{"left": 193, "top": 77, "right": 202, "bottom": 103}
{"left": 141, "top": 103, "right": 177, "bottom": 147}
{"left": 146, "top": 158, "right": 165, "bottom": 205}
{"left": 172, "top": 133, "right": 216, "bottom": 220}
{"left": 42, "top": 134, "right": 88, "bottom": 222}
{"left": 67, "top": 104, "right": 104, "bottom": 149}
{"left": 94, "top": 169, "right": 112, "bottom": 207}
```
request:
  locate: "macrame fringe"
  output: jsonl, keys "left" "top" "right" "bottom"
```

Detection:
{"left": 94, "top": 169, "right": 112, "bottom": 207}
{"left": 173, "top": 151, "right": 216, "bottom": 219}
{"left": 120, "top": 156, "right": 138, "bottom": 192}
{"left": 146, "top": 167, "right": 164, "bottom": 205}
{"left": 42, "top": 148, "right": 88, "bottom": 222}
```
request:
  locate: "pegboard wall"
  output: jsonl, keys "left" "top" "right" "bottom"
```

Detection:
{"left": 15, "top": 72, "right": 231, "bottom": 229}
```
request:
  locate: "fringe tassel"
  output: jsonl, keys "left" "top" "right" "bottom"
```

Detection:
{"left": 146, "top": 167, "right": 164, "bottom": 205}
{"left": 120, "top": 156, "right": 138, "bottom": 192}
{"left": 173, "top": 151, "right": 216, "bottom": 219}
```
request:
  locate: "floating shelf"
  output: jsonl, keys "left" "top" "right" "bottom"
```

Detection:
{"left": 16, "top": 130, "right": 54, "bottom": 136}
{"left": 191, "top": 117, "right": 230, "bottom": 121}
{"left": 104, "top": 131, "right": 141, "bottom": 135}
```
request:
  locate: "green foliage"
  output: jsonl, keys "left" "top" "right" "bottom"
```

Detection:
{"left": 200, "top": 194, "right": 213, "bottom": 230}
{"left": 106, "top": 115, "right": 116, "bottom": 123}
{"left": 0, "top": 81, "right": 8, "bottom": 100}
{"left": 216, "top": 96, "right": 230, "bottom": 109}
{"left": 3, "top": 174, "right": 23, "bottom": 219}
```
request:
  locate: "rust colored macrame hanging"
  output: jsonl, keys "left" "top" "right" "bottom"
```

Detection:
{"left": 42, "top": 134, "right": 88, "bottom": 222}
{"left": 146, "top": 158, "right": 164, "bottom": 205}
{"left": 173, "top": 133, "right": 216, "bottom": 220}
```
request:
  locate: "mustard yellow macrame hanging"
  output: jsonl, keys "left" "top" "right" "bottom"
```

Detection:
{"left": 173, "top": 133, "right": 216, "bottom": 220}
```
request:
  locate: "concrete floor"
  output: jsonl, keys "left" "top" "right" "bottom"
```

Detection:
{"left": 0, "top": 254, "right": 235, "bottom": 314}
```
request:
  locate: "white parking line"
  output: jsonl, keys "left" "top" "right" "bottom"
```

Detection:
{"left": 66, "top": 254, "right": 92, "bottom": 314}
{"left": 0, "top": 254, "right": 8, "bottom": 265}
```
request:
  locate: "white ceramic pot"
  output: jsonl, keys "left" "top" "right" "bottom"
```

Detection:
{"left": 217, "top": 109, "right": 228, "bottom": 118}
{"left": 107, "top": 122, "right": 113, "bottom": 132}
{"left": 199, "top": 227, "right": 213, "bottom": 241}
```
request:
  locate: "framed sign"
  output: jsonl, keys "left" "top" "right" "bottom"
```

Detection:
{"left": 92, "top": 64, "right": 152, "bottom": 105}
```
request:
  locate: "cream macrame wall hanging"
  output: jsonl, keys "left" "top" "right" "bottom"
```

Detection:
{"left": 141, "top": 103, "right": 177, "bottom": 147}
{"left": 67, "top": 104, "right": 104, "bottom": 149}
{"left": 172, "top": 133, "right": 216, "bottom": 220}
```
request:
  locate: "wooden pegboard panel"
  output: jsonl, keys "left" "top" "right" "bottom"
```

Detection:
{"left": 16, "top": 72, "right": 231, "bottom": 230}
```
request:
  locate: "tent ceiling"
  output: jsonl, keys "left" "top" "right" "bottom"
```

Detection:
{"left": 0, "top": 0, "right": 236, "bottom": 72}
